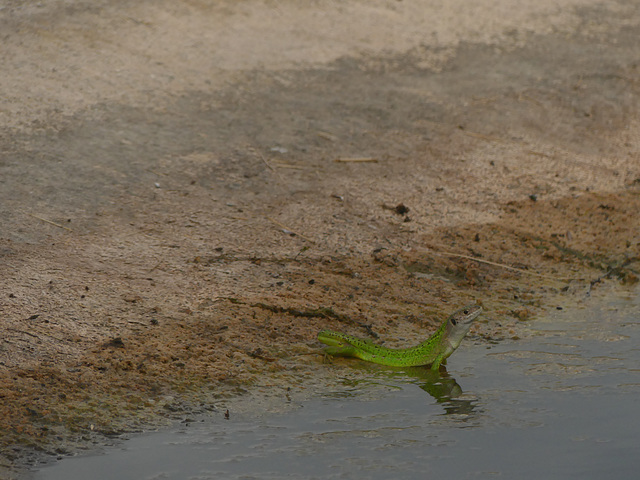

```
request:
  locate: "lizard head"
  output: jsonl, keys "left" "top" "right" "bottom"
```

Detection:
{"left": 445, "top": 304, "right": 482, "bottom": 349}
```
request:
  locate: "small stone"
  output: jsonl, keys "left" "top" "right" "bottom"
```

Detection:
{"left": 394, "top": 203, "right": 410, "bottom": 215}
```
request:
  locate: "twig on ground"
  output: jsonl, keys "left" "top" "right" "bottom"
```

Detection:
{"left": 258, "top": 152, "right": 285, "bottom": 181}
{"left": 21, "top": 211, "right": 73, "bottom": 232}
{"left": 428, "top": 249, "right": 571, "bottom": 281}
{"left": 334, "top": 157, "right": 378, "bottom": 163}
{"left": 265, "top": 216, "right": 315, "bottom": 243}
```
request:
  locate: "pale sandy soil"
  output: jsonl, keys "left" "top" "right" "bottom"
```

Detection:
{"left": 1, "top": 0, "right": 639, "bottom": 473}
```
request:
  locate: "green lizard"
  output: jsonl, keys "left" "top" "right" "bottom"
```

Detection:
{"left": 318, "top": 304, "right": 482, "bottom": 370}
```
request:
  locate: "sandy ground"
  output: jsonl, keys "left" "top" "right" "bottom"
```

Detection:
{"left": 1, "top": 0, "right": 639, "bottom": 473}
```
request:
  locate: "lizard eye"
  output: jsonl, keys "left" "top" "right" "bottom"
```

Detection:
{"left": 463, "top": 309, "right": 469, "bottom": 315}
{"left": 451, "top": 318, "right": 457, "bottom": 326}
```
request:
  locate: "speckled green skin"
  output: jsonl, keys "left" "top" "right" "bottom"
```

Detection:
{"left": 318, "top": 304, "right": 482, "bottom": 370}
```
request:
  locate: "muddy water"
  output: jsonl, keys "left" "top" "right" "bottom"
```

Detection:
{"left": 33, "top": 289, "right": 640, "bottom": 480}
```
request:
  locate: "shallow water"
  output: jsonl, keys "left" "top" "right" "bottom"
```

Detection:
{"left": 34, "top": 290, "right": 640, "bottom": 480}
